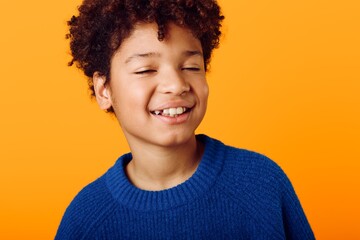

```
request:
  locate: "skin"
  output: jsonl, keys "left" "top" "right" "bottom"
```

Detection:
{"left": 93, "top": 22, "right": 209, "bottom": 191}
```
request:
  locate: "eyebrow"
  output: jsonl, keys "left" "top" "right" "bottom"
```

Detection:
{"left": 124, "top": 50, "right": 203, "bottom": 64}
{"left": 183, "top": 50, "right": 203, "bottom": 58}
{"left": 125, "top": 52, "right": 159, "bottom": 64}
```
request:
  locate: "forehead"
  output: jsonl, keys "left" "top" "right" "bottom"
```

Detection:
{"left": 113, "top": 22, "right": 203, "bottom": 60}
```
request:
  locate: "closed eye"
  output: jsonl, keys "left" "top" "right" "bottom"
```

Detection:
{"left": 134, "top": 69, "right": 157, "bottom": 75}
{"left": 182, "top": 67, "right": 200, "bottom": 71}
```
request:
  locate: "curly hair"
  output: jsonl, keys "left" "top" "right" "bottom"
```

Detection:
{"left": 67, "top": 0, "right": 224, "bottom": 106}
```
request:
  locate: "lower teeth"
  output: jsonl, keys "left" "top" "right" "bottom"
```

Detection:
{"left": 165, "top": 113, "right": 179, "bottom": 117}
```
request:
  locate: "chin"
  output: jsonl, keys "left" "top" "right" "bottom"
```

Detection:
{"left": 153, "top": 131, "right": 196, "bottom": 148}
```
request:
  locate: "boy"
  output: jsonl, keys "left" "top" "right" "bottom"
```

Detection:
{"left": 56, "top": 0, "right": 315, "bottom": 239}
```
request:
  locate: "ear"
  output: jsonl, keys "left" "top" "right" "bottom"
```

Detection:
{"left": 93, "top": 72, "right": 112, "bottom": 110}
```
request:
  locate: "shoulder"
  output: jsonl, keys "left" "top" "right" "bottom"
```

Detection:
{"left": 206, "top": 137, "right": 287, "bottom": 189}
{"left": 207, "top": 137, "right": 292, "bottom": 209}
{"left": 198, "top": 135, "right": 287, "bottom": 188}
{"left": 211, "top": 138, "right": 314, "bottom": 239}
{"left": 55, "top": 175, "right": 118, "bottom": 239}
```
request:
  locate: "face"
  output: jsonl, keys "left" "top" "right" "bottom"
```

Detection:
{"left": 94, "top": 23, "right": 209, "bottom": 149}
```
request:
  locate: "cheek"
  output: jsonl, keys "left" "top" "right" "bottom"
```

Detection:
{"left": 132, "top": 83, "right": 152, "bottom": 98}
{"left": 203, "top": 82, "right": 209, "bottom": 99}
{"left": 118, "top": 83, "right": 155, "bottom": 115}
{"left": 197, "top": 79, "right": 209, "bottom": 103}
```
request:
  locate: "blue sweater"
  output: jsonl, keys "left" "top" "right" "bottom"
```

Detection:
{"left": 56, "top": 135, "right": 314, "bottom": 239}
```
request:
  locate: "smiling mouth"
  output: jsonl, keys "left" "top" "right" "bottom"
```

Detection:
{"left": 150, "top": 107, "right": 191, "bottom": 117}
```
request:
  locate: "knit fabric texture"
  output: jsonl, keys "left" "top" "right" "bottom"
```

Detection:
{"left": 56, "top": 135, "right": 315, "bottom": 239}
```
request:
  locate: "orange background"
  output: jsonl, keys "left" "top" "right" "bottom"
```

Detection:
{"left": 0, "top": 0, "right": 359, "bottom": 239}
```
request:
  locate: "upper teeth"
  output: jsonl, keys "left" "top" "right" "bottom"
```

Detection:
{"left": 154, "top": 107, "right": 187, "bottom": 117}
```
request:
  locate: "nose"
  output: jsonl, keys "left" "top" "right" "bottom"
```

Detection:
{"left": 158, "top": 68, "right": 190, "bottom": 95}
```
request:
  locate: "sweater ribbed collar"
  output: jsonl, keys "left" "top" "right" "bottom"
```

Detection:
{"left": 105, "top": 134, "right": 225, "bottom": 211}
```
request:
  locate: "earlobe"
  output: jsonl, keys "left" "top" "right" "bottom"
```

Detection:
{"left": 93, "top": 72, "right": 112, "bottom": 110}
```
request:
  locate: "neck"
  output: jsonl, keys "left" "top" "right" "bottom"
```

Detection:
{"left": 125, "top": 135, "right": 204, "bottom": 191}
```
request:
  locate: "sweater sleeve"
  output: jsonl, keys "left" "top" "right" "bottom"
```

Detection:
{"left": 216, "top": 145, "right": 315, "bottom": 239}
{"left": 279, "top": 172, "right": 315, "bottom": 240}
{"left": 55, "top": 195, "right": 88, "bottom": 240}
{"left": 55, "top": 176, "right": 116, "bottom": 240}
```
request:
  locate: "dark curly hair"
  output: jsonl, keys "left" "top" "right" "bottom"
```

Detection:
{"left": 67, "top": 0, "right": 224, "bottom": 107}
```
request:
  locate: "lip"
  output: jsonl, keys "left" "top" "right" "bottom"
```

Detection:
{"left": 150, "top": 100, "right": 194, "bottom": 112}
